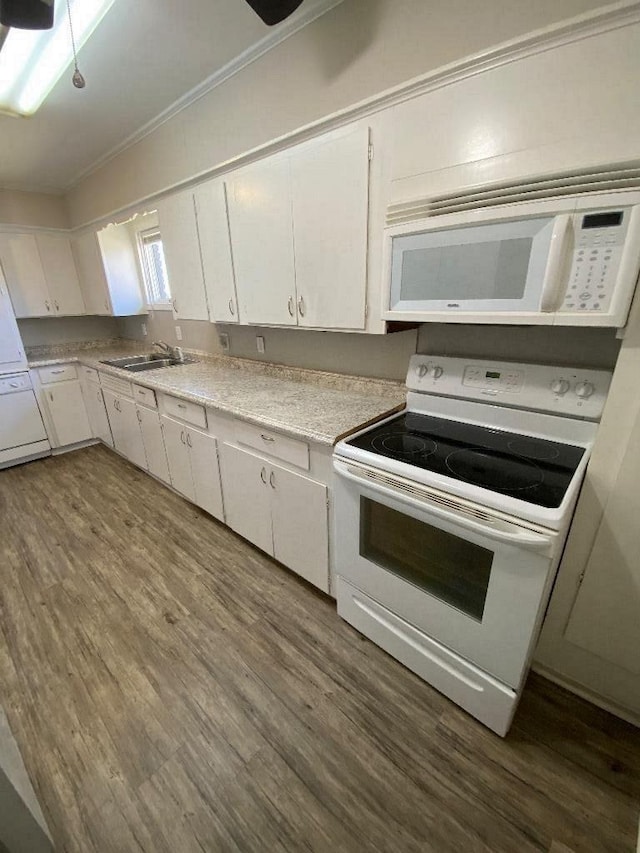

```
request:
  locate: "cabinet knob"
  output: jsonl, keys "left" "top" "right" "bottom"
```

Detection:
{"left": 136, "top": 410, "right": 142, "bottom": 423}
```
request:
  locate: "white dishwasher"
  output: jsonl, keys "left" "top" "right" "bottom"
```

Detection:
{"left": 0, "top": 373, "right": 50, "bottom": 469}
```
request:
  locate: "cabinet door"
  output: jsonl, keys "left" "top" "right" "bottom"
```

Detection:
{"left": 0, "top": 268, "right": 27, "bottom": 372}
{"left": 156, "top": 192, "right": 209, "bottom": 321}
{"left": 138, "top": 406, "right": 170, "bottom": 485}
{"left": 270, "top": 463, "right": 329, "bottom": 592}
{"left": 44, "top": 381, "right": 92, "bottom": 447}
{"left": 36, "top": 234, "right": 85, "bottom": 316}
{"left": 227, "top": 158, "right": 297, "bottom": 326}
{"left": 161, "top": 415, "right": 194, "bottom": 501}
{"left": 72, "top": 231, "right": 112, "bottom": 315}
{"left": 81, "top": 381, "right": 113, "bottom": 446}
{"left": 118, "top": 396, "right": 147, "bottom": 469}
{"left": 219, "top": 444, "right": 273, "bottom": 555}
{"left": 194, "top": 179, "right": 238, "bottom": 323}
{"left": 96, "top": 224, "right": 146, "bottom": 316}
{"left": 0, "top": 234, "right": 50, "bottom": 317}
{"left": 291, "top": 127, "right": 369, "bottom": 330}
{"left": 186, "top": 428, "right": 224, "bottom": 521}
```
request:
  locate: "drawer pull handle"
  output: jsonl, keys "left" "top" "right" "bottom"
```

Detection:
{"left": 287, "top": 296, "right": 294, "bottom": 317}
{"left": 45, "top": 301, "right": 50, "bottom": 312}
{"left": 269, "top": 471, "right": 276, "bottom": 489}
{"left": 136, "top": 410, "right": 142, "bottom": 423}
{"left": 260, "top": 467, "right": 267, "bottom": 484}
{"left": 180, "top": 430, "right": 186, "bottom": 445}
{"left": 51, "top": 369, "right": 65, "bottom": 375}
{"left": 229, "top": 299, "right": 235, "bottom": 316}
{"left": 186, "top": 433, "right": 192, "bottom": 448}
{"left": 54, "top": 301, "right": 60, "bottom": 311}
{"left": 298, "top": 295, "right": 305, "bottom": 317}
{"left": 261, "top": 434, "right": 275, "bottom": 443}
{"left": 177, "top": 403, "right": 187, "bottom": 410}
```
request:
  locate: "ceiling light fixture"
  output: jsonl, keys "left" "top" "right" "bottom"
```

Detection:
{"left": 0, "top": 0, "right": 114, "bottom": 117}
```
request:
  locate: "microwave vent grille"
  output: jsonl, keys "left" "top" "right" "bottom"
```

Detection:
{"left": 386, "top": 161, "right": 640, "bottom": 225}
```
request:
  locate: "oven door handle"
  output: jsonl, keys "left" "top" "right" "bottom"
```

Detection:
{"left": 334, "top": 460, "right": 556, "bottom": 554}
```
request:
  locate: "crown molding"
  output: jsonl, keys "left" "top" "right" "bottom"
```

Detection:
{"left": 66, "top": 0, "right": 345, "bottom": 191}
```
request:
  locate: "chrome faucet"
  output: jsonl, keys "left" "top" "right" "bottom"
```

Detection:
{"left": 152, "top": 341, "right": 186, "bottom": 363}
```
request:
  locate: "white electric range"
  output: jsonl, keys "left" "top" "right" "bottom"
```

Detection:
{"left": 332, "top": 354, "right": 611, "bottom": 735}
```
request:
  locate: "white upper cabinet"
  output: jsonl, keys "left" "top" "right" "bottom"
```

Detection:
{"left": 72, "top": 231, "right": 112, "bottom": 315}
{"left": 35, "top": 233, "right": 85, "bottom": 316}
{"left": 0, "top": 232, "right": 85, "bottom": 318}
{"left": 156, "top": 191, "right": 209, "bottom": 321}
{"left": 193, "top": 179, "right": 238, "bottom": 324}
{"left": 0, "top": 234, "right": 50, "bottom": 317}
{"left": 291, "top": 127, "right": 370, "bottom": 330}
{"left": 227, "top": 156, "right": 297, "bottom": 326}
{"left": 96, "top": 224, "right": 147, "bottom": 316}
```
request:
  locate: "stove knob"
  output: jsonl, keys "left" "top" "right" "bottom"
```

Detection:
{"left": 551, "top": 378, "right": 570, "bottom": 396}
{"left": 416, "top": 364, "right": 428, "bottom": 378}
{"left": 430, "top": 365, "right": 444, "bottom": 379}
{"left": 575, "top": 380, "right": 595, "bottom": 399}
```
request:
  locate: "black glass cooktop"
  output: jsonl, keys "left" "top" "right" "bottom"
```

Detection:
{"left": 346, "top": 412, "right": 585, "bottom": 509}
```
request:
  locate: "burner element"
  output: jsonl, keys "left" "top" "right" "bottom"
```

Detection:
{"left": 507, "top": 438, "right": 561, "bottom": 461}
{"left": 372, "top": 433, "right": 437, "bottom": 458}
{"left": 445, "top": 448, "right": 545, "bottom": 492}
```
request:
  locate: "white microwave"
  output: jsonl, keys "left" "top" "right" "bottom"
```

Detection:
{"left": 383, "top": 191, "right": 640, "bottom": 326}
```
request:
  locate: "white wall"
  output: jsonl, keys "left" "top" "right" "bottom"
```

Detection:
{"left": 66, "top": 0, "right": 610, "bottom": 226}
{"left": 0, "top": 189, "right": 68, "bottom": 229}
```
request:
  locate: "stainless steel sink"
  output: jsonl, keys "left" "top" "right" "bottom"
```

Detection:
{"left": 99, "top": 353, "right": 196, "bottom": 372}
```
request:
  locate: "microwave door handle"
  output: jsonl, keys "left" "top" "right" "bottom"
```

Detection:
{"left": 334, "top": 460, "right": 555, "bottom": 554}
{"left": 540, "top": 214, "right": 571, "bottom": 312}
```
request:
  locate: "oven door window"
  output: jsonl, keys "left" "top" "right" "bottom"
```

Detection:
{"left": 360, "top": 497, "right": 493, "bottom": 621}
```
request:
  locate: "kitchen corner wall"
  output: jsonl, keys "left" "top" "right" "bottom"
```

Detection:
{"left": 18, "top": 316, "right": 121, "bottom": 348}
{"left": 117, "top": 312, "right": 419, "bottom": 381}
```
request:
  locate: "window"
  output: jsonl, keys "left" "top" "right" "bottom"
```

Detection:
{"left": 139, "top": 227, "right": 171, "bottom": 307}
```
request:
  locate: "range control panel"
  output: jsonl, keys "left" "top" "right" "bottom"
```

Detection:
{"left": 407, "top": 355, "right": 612, "bottom": 419}
{"left": 560, "top": 208, "right": 629, "bottom": 313}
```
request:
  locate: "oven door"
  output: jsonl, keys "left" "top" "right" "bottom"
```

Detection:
{"left": 333, "top": 460, "right": 558, "bottom": 688}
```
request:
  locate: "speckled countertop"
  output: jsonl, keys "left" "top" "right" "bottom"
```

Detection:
{"left": 27, "top": 342, "right": 406, "bottom": 446}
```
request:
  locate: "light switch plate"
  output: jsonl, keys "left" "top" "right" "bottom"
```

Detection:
{"left": 256, "top": 335, "right": 265, "bottom": 354}
{"left": 175, "top": 326, "right": 183, "bottom": 341}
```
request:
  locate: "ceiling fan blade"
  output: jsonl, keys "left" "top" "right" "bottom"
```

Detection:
{"left": 0, "top": 0, "right": 54, "bottom": 29}
{"left": 243, "top": 0, "right": 304, "bottom": 26}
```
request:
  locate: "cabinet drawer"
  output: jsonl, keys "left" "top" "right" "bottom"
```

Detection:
{"left": 133, "top": 384, "right": 157, "bottom": 409}
{"left": 81, "top": 366, "right": 99, "bottom": 383}
{"left": 100, "top": 372, "right": 132, "bottom": 397}
{"left": 164, "top": 394, "right": 207, "bottom": 428}
{"left": 38, "top": 364, "right": 78, "bottom": 384}
{"left": 234, "top": 420, "right": 309, "bottom": 470}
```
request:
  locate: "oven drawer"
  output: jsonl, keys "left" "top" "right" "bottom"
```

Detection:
{"left": 38, "top": 364, "right": 78, "bottom": 384}
{"left": 336, "top": 577, "right": 517, "bottom": 736}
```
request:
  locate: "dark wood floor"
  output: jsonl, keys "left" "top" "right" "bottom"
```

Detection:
{"left": 0, "top": 445, "right": 639, "bottom": 852}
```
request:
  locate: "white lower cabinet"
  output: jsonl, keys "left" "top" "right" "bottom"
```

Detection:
{"left": 220, "top": 443, "right": 329, "bottom": 592}
{"left": 81, "top": 377, "right": 113, "bottom": 447}
{"left": 161, "top": 415, "right": 224, "bottom": 521}
{"left": 137, "top": 405, "right": 170, "bottom": 485}
{"left": 103, "top": 390, "right": 147, "bottom": 469}
{"left": 41, "top": 380, "right": 92, "bottom": 447}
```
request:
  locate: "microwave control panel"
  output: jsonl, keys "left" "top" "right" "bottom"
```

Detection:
{"left": 560, "top": 209, "right": 629, "bottom": 313}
